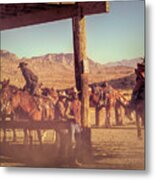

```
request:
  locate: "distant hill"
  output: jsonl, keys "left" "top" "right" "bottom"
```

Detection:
{"left": 0, "top": 50, "right": 138, "bottom": 90}
{"left": 0, "top": 50, "right": 19, "bottom": 61}
{"left": 105, "top": 57, "right": 144, "bottom": 68}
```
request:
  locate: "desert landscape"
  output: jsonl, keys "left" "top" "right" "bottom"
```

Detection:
{"left": 0, "top": 49, "right": 143, "bottom": 89}
{"left": 0, "top": 49, "right": 144, "bottom": 169}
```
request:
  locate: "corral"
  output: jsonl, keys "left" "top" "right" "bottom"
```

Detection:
{"left": 0, "top": 2, "right": 144, "bottom": 169}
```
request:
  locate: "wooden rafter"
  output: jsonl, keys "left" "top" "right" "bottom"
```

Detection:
{"left": 0, "top": 2, "right": 109, "bottom": 30}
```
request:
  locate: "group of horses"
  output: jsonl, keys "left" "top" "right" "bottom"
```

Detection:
{"left": 90, "top": 81, "right": 144, "bottom": 137}
{"left": 89, "top": 83, "right": 130, "bottom": 127}
{"left": 0, "top": 79, "right": 71, "bottom": 145}
{"left": 0, "top": 75, "right": 144, "bottom": 146}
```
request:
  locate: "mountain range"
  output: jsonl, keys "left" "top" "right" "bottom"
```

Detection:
{"left": 0, "top": 50, "right": 143, "bottom": 90}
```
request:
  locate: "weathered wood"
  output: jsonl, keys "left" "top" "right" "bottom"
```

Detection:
{"left": 0, "top": 4, "right": 77, "bottom": 30}
{"left": 79, "top": 1, "right": 109, "bottom": 16}
{"left": 72, "top": 6, "right": 90, "bottom": 127}
{"left": 0, "top": 2, "right": 109, "bottom": 30}
{"left": 81, "top": 74, "right": 90, "bottom": 127}
{"left": 0, "top": 120, "right": 71, "bottom": 130}
{"left": 72, "top": 17, "right": 81, "bottom": 91}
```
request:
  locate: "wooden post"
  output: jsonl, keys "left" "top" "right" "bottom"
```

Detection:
{"left": 72, "top": 6, "right": 91, "bottom": 162}
{"left": 72, "top": 7, "right": 90, "bottom": 128}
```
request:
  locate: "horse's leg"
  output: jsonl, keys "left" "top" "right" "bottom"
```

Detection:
{"left": 136, "top": 112, "right": 141, "bottom": 139}
{"left": 115, "top": 105, "right": 119, "bottom": 126}
{"left": 41, "top": 130, "right": 47, "bottom": 142}
{"left": 105, "top": 107, "right": 110, "bottom": 128}
{"left": 118, "top": 106, "right": 123, "bottom": 126}
{"left": 141, "top": 112, "right": 145, "bottom": 127}
{"left": 124, "top": 106, "right": 133, "bottom": 122}
{"left": 29, "top": 129, "right": 33, "bottom": 146}
{"left": 37, "top": 129, "right": 42, "bottom": 146}
{"left": 95, "top": 107, "right": 99, "bottom": 127}
{"left": 12, "top": 129, "right": 16, "bottom": 142}
{"left": 2, "top": 115, "right": 7, "bottom": 142}
{"left": 11, "top": 113, "right": 16, "bottom": 142}
{"left": 105, "top": 108, "right": 108, "bottom": 127}
{"left": 23, "top": 128, "right": 28, "bottom": 144}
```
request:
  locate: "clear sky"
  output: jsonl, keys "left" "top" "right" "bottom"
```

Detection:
{"left": 1, "top": 1, "right": 144, "bottom": 63}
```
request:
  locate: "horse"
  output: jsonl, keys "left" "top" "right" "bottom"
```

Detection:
{"left": 0, "top": 79, "right": 18, "bottom": 142}
{"left": 0, "top": 80, "right": 56, "bottom": 145}
{"left": 129, "top": 81, "right": 144, "bottom": 138}
{"left": 8, "top": 89, "right": 56, "bottom": 145}
{"left": 89, "top": 84, "right": 128, "bottom": 127}
{"left": 126, "top": 62, "right": 145, "bottom": 139}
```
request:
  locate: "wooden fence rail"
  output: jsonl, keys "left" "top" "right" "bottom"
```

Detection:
{"left": 0, "top": 120, "right": 71, "bottom": 130}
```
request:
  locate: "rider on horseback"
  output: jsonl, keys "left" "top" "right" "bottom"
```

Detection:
{"left": 132, "top": 61, "right": 145, "bottom": 102}
{"left": 18, "top": 62, "right": 38, "bottom": 95}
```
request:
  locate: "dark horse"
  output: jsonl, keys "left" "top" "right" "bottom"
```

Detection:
{"left": 129, "top": 63, "right": 145, "bottom": 138}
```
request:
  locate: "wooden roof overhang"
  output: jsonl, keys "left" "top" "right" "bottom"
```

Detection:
{"left": 0, "top": 2, "right": 109, "bottom": 30}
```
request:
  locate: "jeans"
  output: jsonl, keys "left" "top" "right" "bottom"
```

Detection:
{"left": 70, "top": 122, "right": 81, "bottom": 144}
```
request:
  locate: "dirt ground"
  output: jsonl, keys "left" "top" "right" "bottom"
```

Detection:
{"left": 85, "top": 128, "right": 144, "bottom": 170}
{"left": 0, "top": 127, "right": 144, "bottom": 170}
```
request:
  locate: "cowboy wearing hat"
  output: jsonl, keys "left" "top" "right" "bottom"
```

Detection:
{"left": 18, "top": 62, "right": 38, "bottom": 95}
{"left": 54, "top": 91, "right": 68, "bottom": 121}
{"left": 132, "top": 61, "right": 145, "bottom": 102}
{"left": 99, "top": 81, "right": 111, "bottom": 108}
{"left": 65, "top": 87, "right": 81, "bottom": 148}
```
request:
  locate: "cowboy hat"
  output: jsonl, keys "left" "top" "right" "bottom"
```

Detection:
{"left": 18, "top": 62, "right": 28, "bottom": 68}
{"left": 72, "top": 87, "right": 80, "bottom": 94}
{"left": 59, "top": 91, "right": 68, "bottom": 98}
{"left": 100, "top": 81, "right": 108, "bottom": 88}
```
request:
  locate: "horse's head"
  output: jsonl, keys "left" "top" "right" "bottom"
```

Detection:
{"left": 89, "top": 86, "right": 101, "bottom": 107}
{"left": 1, "top": 79, "right": 10, "bottom": 89}
{"left": 0, "top": 81, "right": 15, "bottom": 115}
{"left": 0, "top": 91, "right": 12, "bottom": 115}
{"left": 1, "top": 82, "right": 20, "bottom": 112}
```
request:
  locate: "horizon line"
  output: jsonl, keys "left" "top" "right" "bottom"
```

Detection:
{"left": 0, "top": 49, "right": 144, "bottom": 64}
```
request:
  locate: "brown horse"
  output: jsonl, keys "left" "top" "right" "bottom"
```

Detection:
{"left": 0, "top": 79, "right": 17, "bottom": 142}
{"left": 0, "top": 80, "right": 56, "bottom": 145}
{"left": 9, "top": 89, "right": 55, "bottom": 145}
{"left": 89, "top": 84, "right": 128, "bottom": 127}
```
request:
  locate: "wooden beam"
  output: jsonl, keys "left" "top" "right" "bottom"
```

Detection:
{"left": 0, "top": 4, "right": 77, "bottom": 30}
{"left": 0, "top": 2, "right": 109, "bottom": 30}
{"left": 72, "top": 7, "right": 90, "bottom": 128}
{"left": 79, "top": 1, "right": 109, "bottom": 15}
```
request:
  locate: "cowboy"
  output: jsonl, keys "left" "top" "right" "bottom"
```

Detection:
{"left": 99, "top": 81, "right": 110, "bottom": 107}
{"left": 66, "top": 88, "right": 81, "bottom": 148}
{"left": 132, "top": 62, "right": 145, "bottom": 102}
{"left": 18, "top": 62, "right": 38, "bottom": 95}
{"left": 54, "top": 91, "right": 68, "bottom": 121}
{"left": 99, "top": 82, "right": 114, "bottom": 128}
